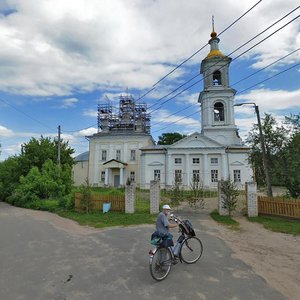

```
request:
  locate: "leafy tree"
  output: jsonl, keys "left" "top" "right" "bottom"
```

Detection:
{"left": 157, "top": 132, "right": 186, "bottom": 145}
{"left": 19, "top": 136, "right": 75, "bottom": 176}
{"left": 220, "top": 180, "right": 239, "bottom": 217}
{"left": 275, "top": 132, "right": 300, "bottom": 198}
{"left": 7, "top": 159, "right": 73, "bottom": 207}
{"left": 245, "top": 114, "right": 288, "bottom": 186}
{"left": 0, "top": 156, "right": 23, "bottom": 200}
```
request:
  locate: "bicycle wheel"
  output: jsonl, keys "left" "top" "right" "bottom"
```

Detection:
{"left": 149, "top": 248, "right": 172, "bottom": 281}
{"left": 180, "top": 237, "right": 203, "bottom": 264}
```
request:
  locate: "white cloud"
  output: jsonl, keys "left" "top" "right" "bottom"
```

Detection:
{"left": 152, "top": 109, "right": 201, "bottom": 130}
{"left": 60, "top": 97, "right": 79, "bottom": 108}
{"left": 235, "top": 88, "right": 300, "bottom": 112}
{"left": 0, "top": 125, "right": 14, "bottom": 137}
{"left": 76, "top": 127, "right": 98, "bottom": 137}
{"left": 0, "top": 0, "right": 298, "bottom": 97}
{"left": 83, "top": 109, "right": 97, "bottom": 118}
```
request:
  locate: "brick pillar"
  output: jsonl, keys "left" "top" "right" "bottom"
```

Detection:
{"left": 150, "top": 180, "right": 160, "bottom": 214}
{"left": 246, "top": 182, "right": 258, "bottom": 217}
{"left": 218, "top": 181, "right": 229, "bottom": 216}
{"left": 125, "top": 183, "right": 135, "bottom": 214}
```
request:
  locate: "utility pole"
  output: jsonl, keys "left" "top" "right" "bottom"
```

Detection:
{"left": 58, "top": 125, "right": 61, "bottom": 167}
{"left": 234, "top": 103, "right": 273, "bottom": 197}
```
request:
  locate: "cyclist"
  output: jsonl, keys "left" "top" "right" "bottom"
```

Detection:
{"left": 156, "top": 204, "right": 178, "bottom": 244}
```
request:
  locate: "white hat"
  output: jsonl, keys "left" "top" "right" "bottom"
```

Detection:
{"left": 162, "top": 204, "right": 171, "bottom": 210}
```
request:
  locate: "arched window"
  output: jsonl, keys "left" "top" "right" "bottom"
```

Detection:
{"left": 213, "top": 70, "right": 221, "bottom": 85}
{"left": 214, "top": 102, "right": 224, "bottom": 121}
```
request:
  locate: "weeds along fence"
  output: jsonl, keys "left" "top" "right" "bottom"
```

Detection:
{"left": 135, "top": 188, "right": 150, "bottom": 213}
{"left": 258, "top": 196, "right": 300, "bottom": 219}
{"left": 75, "top": 192, "right": 125, "bottom": 212}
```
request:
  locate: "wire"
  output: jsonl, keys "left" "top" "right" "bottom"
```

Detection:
{"left": 237, "top": 61, "right": 300, "bottom": 95}
{"left": 134, "top": 0, "right": 263, "bottom": 103}
{"left": 152, "top": 46, "right": 300, "bottom": 125}
{"left": 151, "top": 55, "right": 300, "bottom": 133}
{"left": 0, "top": 97, "right": 55, "bottom": 131}
{"left": 232, "top": 47, "right": 300, "bottom": 86}
{"left": 148, "top": 11, "right": 300, "bottom": 115}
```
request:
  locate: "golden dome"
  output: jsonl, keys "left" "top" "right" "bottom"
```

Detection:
{"left": 206, "top": 49, "right": 225, "bottom": 59}
{"left": 210, "top": 31, "right": 217, "bottom": 38}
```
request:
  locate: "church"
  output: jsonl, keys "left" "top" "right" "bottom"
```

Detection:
{"left": 72, "top": 30, "right": 253, "bottom": 189}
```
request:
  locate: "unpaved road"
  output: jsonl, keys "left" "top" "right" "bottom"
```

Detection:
{"left": 0, "top": 202, "right": 292, "bottom": 300}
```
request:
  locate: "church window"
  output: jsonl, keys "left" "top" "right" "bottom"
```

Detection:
{"left": 211, "top": 158, "right": 218, "bottom": 165}
{"left": 174, "top": 158, "right": 182, "bottom": 164}
{"left": 102, "top": 150, "right": 107, "bottom": 161}
{"left": 101, "top": 171, "right": 105, "bottom": 182}
{"left": 192, "top": 170, "right": 200, "bottom": 182}
{"left": 213, "top": 70, "right": 221, "bottom": 85}
{"left": 233, "top": 170, "right": 241, "bottom": 182}
{"left": 130, "top": 149, "right": 136, "bottom": 161}
{"left": 130, "top": 171, "right": 135, "bottom": 182}
{"left": 193, "top": 158, "right": 200, "bottom": 164}
{"left": 214, "top": 102, "right": 224, "bottom": 121}
{"left": 175, "top": 170, "right": 182, "bottom": 183}
{"left": 116, "top": 149, "right": 121, "bottom": 160}
{"left": 211, "top": 170, "right": 218, "bottom": 182}
{"left": 154, "top": 169, "right": 161, "bottom": 181}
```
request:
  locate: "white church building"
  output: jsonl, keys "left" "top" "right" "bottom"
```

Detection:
{"left": 73, "top": 30, "right": 253, "bottom": 189}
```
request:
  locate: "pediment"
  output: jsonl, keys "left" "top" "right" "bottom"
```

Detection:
{"left": 148, "top": 161, "right": 164, "bottom": 166}
{"left": 168, "top": 132, "right": 223, "bottom": 148}
{"left": 103, "top": 159, "right": 127, "bottom": 168}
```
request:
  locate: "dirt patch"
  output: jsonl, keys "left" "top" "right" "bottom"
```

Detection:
{"left": 201, "top": 216, "right": 300, "bottom": 300}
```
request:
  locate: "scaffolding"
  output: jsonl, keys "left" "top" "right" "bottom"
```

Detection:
{"left": 97, "top": 95, "right": 151, "bottom": 133}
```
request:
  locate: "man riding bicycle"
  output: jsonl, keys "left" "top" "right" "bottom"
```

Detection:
{"left": 155, "top": 204, "right": 178, "bottom": 248}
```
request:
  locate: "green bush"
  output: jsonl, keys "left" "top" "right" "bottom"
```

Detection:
{"left": 58, "top": 193, "right": 75, "bottom": 210}
{"left": 8, "top": 159, "right": 73, "bottom": 208}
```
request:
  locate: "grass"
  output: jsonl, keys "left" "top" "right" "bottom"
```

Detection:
{"left": 57, "top": 210, "right": 157, "bottom": 228}
{"left": 210, "top": 209, "right": 240, "bottom": 230}
{"left": 248, "top": 215, "right": 300, "bottom": 235}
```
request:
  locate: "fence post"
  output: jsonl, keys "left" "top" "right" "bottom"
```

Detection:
{"left": 246, "top": 182, "right": 258, "bottom": 217}
{"left": 150, "top": 180, "right": 160, "bottom": 214}
{"left": 125, "top": 183, "right": 135, "bottom": 213}
{"left": 218, "top": 181, "right": 229, "bottom": 216}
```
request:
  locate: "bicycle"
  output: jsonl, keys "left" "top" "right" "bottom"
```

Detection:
{"left": 149, "top": 214, "right": 203, "bottom": 281}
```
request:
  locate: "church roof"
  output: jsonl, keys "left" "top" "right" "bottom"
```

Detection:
{"left": 74, "top": 151, "right": 89, "bottom": 162}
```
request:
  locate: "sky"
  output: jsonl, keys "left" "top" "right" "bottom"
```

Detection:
{"left": 0, "top": 0, "right": 299, "bottom": 161}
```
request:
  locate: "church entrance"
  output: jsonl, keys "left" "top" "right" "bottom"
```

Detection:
{"left": 114, "top": 175, "right": 120, "bottom": 187}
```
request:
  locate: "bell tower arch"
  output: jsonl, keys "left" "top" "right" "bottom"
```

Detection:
{"left": 198, "top": 29, "right": 241, "bottom": 145}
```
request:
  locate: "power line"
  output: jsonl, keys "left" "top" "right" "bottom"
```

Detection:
{"left": 232, "top": 47, "right": 300, "bottom": 86}
{"left": 237, "top": 61, "right": 300, "bottom": 95}
{"left": 148, "top": 10, "right": 300, "bottom": 115}
{"left": 0, "top": 96, "right": 55, "bottom": 131}
{"left": 151, "top": 46, "right": 300, "bottom": 126}
{"left": 134, "top": 0, "right": 263, "bottom": 103}
{"left": 151, "top": 55, "right": 300, "bottom": 133}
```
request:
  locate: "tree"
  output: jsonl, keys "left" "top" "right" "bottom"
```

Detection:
{"left": 245, "top": 114, "right": 289, "bottom": 186}
{"left": 0, "top": 156, "right": 23, "bottom": 200}
{"left": 19, "top": 136, "right": 75, "bottom": 176}
{"left": 157, "top": 132, "right": 186, "bottom": 145}
{"left": 7, "top": 159, "right": 73, "bottom": 207}
{"left": 220, "top": 180, "right": 239, "bottom": 217}
{"left": 275, "top": 132, "right": 300, "bottom": 198}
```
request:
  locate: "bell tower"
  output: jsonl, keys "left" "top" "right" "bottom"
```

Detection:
{"left": 198, "top": 25, "right": 241, "bottom": 146}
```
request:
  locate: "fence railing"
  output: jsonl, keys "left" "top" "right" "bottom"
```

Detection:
{"left": 258, "top": 196, "right": 300, "bottom": 219}
{"left": 75, "top": 193, "right": 125, "bottom": 212}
